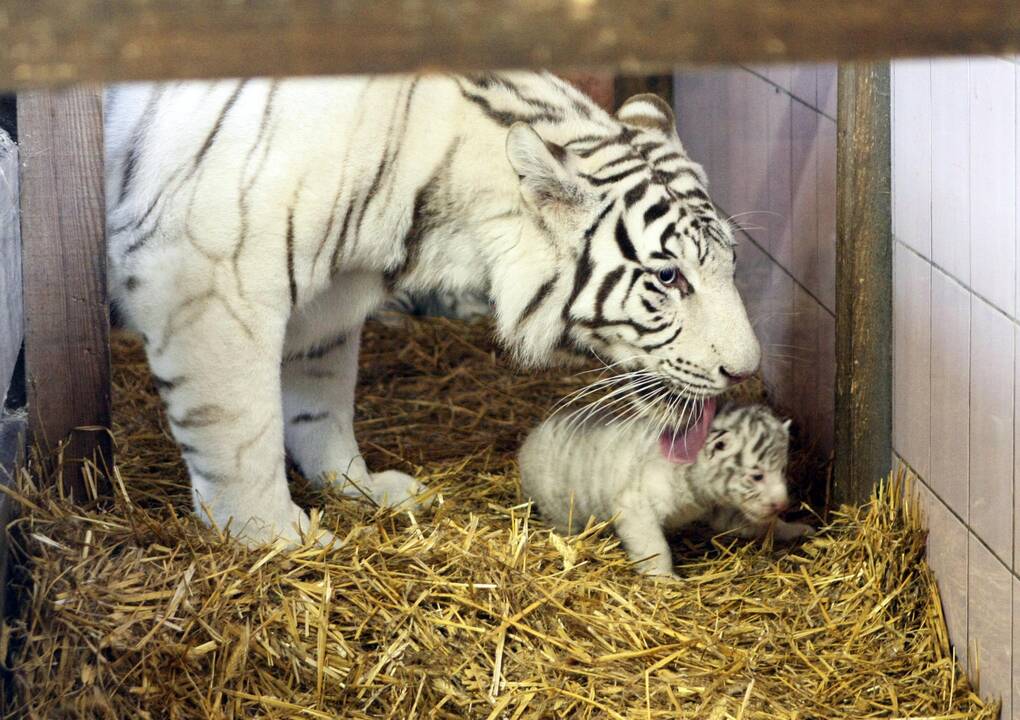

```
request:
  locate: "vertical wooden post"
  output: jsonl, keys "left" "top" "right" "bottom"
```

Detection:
{"left": 834, "top": 62, "right": 892, "bottom": 505}
{"left": 614, "top": 74, "right": 674, "bottom": 109}
{"left": 17, "top": 86, "right": 111, "bottom": 497}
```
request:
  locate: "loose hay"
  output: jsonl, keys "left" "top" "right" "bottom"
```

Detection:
{"left": 3, "top": 317, "right": 995, "bottom": 719}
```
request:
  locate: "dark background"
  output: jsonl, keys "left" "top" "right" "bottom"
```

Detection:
{"left": 0, "top": 94, "right": 16, "bottom": 141}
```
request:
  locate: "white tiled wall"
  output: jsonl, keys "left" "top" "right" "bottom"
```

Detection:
{"left": 930, "top": 59, "right": 971, "bottom": 284}
{"left": 969, "top": 299, "right": 1013, "bottom": 563}
{"left": 675, "top": 65, "right": 837, "bottom": 458}
{"left": 919, "top": 481, "right": 969, "bottom": 669}
{"left": 892, "top": 56, "right": 1020, "bottom": 718}
{"left": 894, "top": 244, "right": 932, "bottom": 478}
{"left": 677, "top": 57, "right": 1020, "bottom": 714}
{"left": 930, "top": 271, "right": 970, "bottom": 517}
{"left": 892, "top": 61, "right": 932, "bottom": 257}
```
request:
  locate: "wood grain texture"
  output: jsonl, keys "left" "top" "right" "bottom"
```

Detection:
{"left": 834, "top": 62, "right": 892, "bottom": 505}
{"left": 0, "top": 131, "right": 20, "bottom": 406}
{"left": 0, "top": 1, "right": 1018, "bottom": 89}
{"left": 18, "top": 86, "right": 111, "bottom": 496}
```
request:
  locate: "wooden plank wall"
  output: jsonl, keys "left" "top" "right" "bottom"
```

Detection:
{"left": 17, "top": 87, "right": 111, "bottom": 496}
{"left": 0, "top": 0, "right": 1018, "bottom": 89}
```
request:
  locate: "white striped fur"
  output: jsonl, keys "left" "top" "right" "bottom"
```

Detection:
{"left": 104, "top": 72, "right": 760, "bottom": 545}
{"left": 518, "top": 404, "right": 811, "bottom": 577}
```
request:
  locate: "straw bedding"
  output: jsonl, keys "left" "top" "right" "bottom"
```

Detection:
{"left": 3, "top": 317, "right": 996, "bottom": 719}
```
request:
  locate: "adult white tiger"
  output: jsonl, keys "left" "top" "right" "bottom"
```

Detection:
{"left": 104, "top": 72, "right": 761, "bottom": 546}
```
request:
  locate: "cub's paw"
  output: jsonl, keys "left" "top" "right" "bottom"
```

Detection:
{"left": 774, "top": 520, "right": 815, "bottom": 542}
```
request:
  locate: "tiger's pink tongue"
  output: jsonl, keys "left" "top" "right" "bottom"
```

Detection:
{"left": 659, "top": 397, "right": 717, "bottom": 464}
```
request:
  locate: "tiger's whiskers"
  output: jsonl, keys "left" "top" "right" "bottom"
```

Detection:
{"left": 558, "top": 375, "right": 661, "bottom": 432}
{"left": 550, "top": 370, "right": 656, "bottom": 415}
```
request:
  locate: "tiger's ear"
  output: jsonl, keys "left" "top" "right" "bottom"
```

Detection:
{"left": 506, "top": 122, "right": 584, "bottom": 211}
{"left": 616, "top": 93, "right": 676, "bottom": 135}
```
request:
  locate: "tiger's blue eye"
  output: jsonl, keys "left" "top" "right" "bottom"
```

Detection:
{"left": 653, "top": 266, "right": 692, "bottom": 293}
{"left": 657, "top": 268, "right": 678, "bottom": 285}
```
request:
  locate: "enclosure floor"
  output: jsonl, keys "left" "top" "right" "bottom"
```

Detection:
{"left": 3, "top": 318, "right": 994, "bottom": 719}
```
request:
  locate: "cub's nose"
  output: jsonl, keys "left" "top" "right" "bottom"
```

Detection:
{"left": 770, "top": 499, "right": 789, "bottom": 514}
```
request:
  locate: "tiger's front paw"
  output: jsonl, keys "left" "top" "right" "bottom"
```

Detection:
{"left": 369, "top": 470, "right": 433, "bottom": 510}
{"left": 335, "top": 469, "right": 433, "bottom": 511}
{"left": 229, "top": 502, "right": 339, "bottom": 550}
{"left": 634, "top": 557, "right": 679, "bottom": 580}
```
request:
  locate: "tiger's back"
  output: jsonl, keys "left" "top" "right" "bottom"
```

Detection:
{"left": 106, "top": 77, "right": 466, "bottom": 324}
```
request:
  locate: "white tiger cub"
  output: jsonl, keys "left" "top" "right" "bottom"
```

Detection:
{"left": 104, "top": 72, "right": 761, "bottom": 546}
{"left": 518, "top": 404, "right": 813, "bottom": 578}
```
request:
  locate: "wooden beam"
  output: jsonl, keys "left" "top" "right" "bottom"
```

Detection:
{"left": 1, "top": 1, "right": 1019, "bottom": 89}
{"left": 833, "top": 62, "right": 892, "bottom": 505}
{"left": 18, "top": 86, "right": 111, "bottom": 497}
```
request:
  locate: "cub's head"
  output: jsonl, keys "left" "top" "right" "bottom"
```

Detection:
{"left": 500, "top": 91, "right": 760, "bottom": 454}
{"left": 696, "top": 404, "right": 792, "bottom": 522}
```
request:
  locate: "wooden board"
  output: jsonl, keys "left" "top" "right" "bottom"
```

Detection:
{"left": 0, "top": 1, "right": 1018, "bottom": 89}
{"left": 833, "top": 62, "right": 892, "bottom": 505}
{"left": 0, "top": 130, "right": 20, "bottom": 407}
{"left": 17, "top": 86, "right": 111, "bottom": 496}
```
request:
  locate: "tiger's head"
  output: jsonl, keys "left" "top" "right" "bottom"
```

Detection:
{"left": 497, "top": 92, "right": 760, "bottom": 457}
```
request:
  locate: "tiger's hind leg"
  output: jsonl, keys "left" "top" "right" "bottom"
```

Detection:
{"left": 282, "top": 322, "right": 428, "bottom": 509}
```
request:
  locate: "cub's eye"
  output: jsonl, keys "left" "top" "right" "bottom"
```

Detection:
{"left": 750, "top": 471, "right": 765, "bottom": 482}
{"left": 655, "top": 267, "right": 692, "bottom": 293}
{"left": 714, "top": 439, "right": 727, "bottom": 452}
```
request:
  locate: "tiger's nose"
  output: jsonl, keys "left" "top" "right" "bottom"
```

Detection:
{"left": 720, "top": 366, "right": 755, "bottom": 385}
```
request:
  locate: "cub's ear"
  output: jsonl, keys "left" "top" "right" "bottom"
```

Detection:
{"left": 781, "top": 419, "right": 793, "bottom": 432}
{"left": 505, "top": 122, "right": 584, "bottom": 211}
{"left": 615, "top": 93, "right": 676, "bottom": 135}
